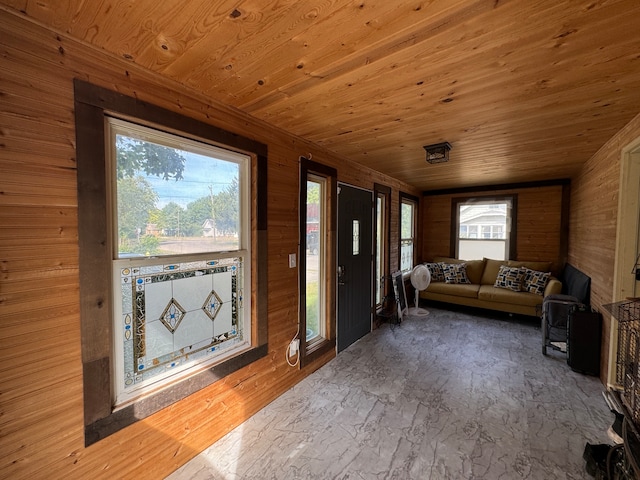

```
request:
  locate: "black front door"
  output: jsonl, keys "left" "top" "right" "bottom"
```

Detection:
{"left": 337, "top": 184, "right": 373, "bottom": 352}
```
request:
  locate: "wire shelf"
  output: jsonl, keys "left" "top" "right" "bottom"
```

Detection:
{"left": 604, "top": 300, "right": 640, "bottom": 324}
{"left": 605, "top": 300, "right": 640, "bottom": 430}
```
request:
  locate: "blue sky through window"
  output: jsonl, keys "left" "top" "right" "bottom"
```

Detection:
{"left": 144, "top": 151, "right": 239, "bottom": 208}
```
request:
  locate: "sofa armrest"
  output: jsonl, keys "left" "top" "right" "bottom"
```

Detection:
{"left": 544, "top": 277, "right": 562, "bottom": 297}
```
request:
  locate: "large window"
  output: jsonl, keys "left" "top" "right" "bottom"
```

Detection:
{"left": 453, "top": 196, "right": 517, "bottom": 260}
{"left": 108, "top": 118, "right": 251, "bottom": 407}
{"left": 299, "top": 158, "right": 336, "bottom": 367}
{"left": 74, "top": 80, "right": 267, "bottom": 445}
{"left": 400, "top": 193, "right": 418, "bottom": 273}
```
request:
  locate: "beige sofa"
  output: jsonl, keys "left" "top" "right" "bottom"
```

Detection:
{"left": 419, "top": 257, "right": 562, "bottom": 317}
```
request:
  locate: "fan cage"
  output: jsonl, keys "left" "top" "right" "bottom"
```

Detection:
{"left": 410, "top": 264, "right": 431, "bottom": 291}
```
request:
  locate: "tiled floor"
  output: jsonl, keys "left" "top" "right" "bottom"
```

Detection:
{"left": 167, "top": 307, "right": 613, "bottom": 479}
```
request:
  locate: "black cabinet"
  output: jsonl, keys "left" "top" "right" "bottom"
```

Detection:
{"left": 567, "top": 308, "right": 602, "bottom": 376}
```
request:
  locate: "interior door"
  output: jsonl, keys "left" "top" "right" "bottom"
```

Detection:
{"left": 337, "top": 184, "right": 373, "bottom": 352}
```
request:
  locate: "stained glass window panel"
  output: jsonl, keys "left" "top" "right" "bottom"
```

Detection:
{"left": 115, "top": 257, "right": 246, "bottom": 405}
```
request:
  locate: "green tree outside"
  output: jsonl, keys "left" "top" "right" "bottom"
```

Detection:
{"left": 213, "top": 177, "right": 239, "bottom": 235}
{"left": 116, "top": 136, "right": 185, "bottom": 181}
{"left": 182, "top": 197, "right": 212, "bottom": 237}
{"left": 117, "top": 176, "right": 158, "bottom": 240}
{"left": 159, "top": 202, "right": 185, "bottom": 236}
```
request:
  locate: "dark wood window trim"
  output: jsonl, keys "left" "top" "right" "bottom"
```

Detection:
{"left": 559, "top": 182, "right": 571, "bottom": 267}
{"left": 298, "top": 157, "right": 337, "bottom": 368}
{"left": 449, "top": 194, "right": 518, "bottom": 259}
{"left": 74, "top": 79, "right": 268, "bottom": 446}
{"left": 423, "top": 178, "right": 570, "bottom": 197}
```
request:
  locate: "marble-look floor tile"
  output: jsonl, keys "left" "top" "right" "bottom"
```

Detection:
{"left": 167, "top": 307, "right": 613, "bottom": 480}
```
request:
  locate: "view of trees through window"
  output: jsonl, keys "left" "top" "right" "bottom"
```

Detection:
{"left": 400, "top": 199, "right": 415, "bottom": 272}
{"left": 113, "top": 127, "right": 245, "bottom": 258}
{"left": 305, "top": 178, "right": 323, "bottom": 342}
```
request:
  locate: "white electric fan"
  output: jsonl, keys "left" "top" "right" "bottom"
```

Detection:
{"left": 408, "top": 264, "right": 431, "bottom": 316}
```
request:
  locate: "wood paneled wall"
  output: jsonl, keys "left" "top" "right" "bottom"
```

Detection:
{"left": 0, "top": 10, "right": 419, "bottom": 479}
{"left": 569, "top": 112, "right": 640, "bottom": 381}
{"left": 422, "top": 185, "right": 565, "bottom": 274}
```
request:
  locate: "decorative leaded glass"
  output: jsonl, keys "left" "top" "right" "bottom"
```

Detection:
{"left": 118, "top": 257, "right": 244, "bottom": 394}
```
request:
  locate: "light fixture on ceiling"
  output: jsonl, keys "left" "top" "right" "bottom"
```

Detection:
{"left": 423, "top": 142, "right": 452, "bottom": 164}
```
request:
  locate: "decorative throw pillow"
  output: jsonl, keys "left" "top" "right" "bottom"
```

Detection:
{"left": 494, "top": 265, "right": 525, "bottom": 291}
{"left": 424, "top": 262, "right": 444, "bottom": 282}
{"left": 441, "top": 262, "right": 471, "bottom": 284}
{"left": 522, "top": 268, "right": 551, "bottom": 295}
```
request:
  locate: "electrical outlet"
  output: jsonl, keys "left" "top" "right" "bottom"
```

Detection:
{"left": 290, "top": 338, "right": 299, "bottom": 355}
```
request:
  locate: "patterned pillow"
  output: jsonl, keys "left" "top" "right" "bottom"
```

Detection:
{"left": 522, "top": 268, "right": 551, "bottom": 295}
{"left": 494, "top": 265, "right": 525, "bottom": 291}
{"left": 424, "top": 262, "right": 444, "bottom": 282}
{"left": 441, "top": 262, "right": 471, "bottom": 284}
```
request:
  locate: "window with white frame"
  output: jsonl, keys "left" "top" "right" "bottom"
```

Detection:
{"left": 454, "top": 196, "right": 516, "bottom": 260}
{"left": 108, "top": 118, "right": 252, "bottom": 407}
{"left": 400, "top": 194, "right": 418, "bottom": 273}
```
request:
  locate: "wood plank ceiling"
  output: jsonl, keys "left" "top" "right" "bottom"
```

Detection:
{"left": 4, "top": 0, "right": 640, "bottom": 191}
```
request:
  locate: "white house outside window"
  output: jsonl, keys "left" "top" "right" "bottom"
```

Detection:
{"left": 456, "top": 198, "right": 514, "bottom": 260}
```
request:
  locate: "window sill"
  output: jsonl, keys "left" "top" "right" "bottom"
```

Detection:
{"left": 300, "top": 337, "right": 335, "bottom": 368}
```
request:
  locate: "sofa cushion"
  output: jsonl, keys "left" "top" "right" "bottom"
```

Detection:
{"left": 481, "top": 258, "right": 508, "bottom": 285}
{"left": 478, "top": 285, "right": 544, "bottom": 307}
{"left": 441, "top": 262, "right": 471, "bottom": 284}
{"left": 522, "top": 268, "right": 551, "bottom": 295}
{"left": 507, "top": 260, "right": 552, "bottom": 273}
{"left": 494, "top": 265, "right": 525, "bottom": 291}
{"left": 433, "top": 257, "right": 485, "bottom": 284}
{"left": 423, "top": 262, "right": 445, "bottom": 282}
{"left": 426, "top": 282, "right": 480, "bottom": 298}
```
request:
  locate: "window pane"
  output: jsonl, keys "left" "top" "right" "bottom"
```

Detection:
{"left": 113, "top": 125, "right": 244, "bottom": 258}
{"left": 375, "top": 195, "right": 384, "bottom": 305}
{"left": 459, "top": 239, "right": 506, "bottom": 260}
{"left": 401, "top": 202, "right": 414, "bottom": 239}
{"left": 114, "top": 256, "right": 247, "bottom": 405}
{"left": 352, "top": 220, "right": 360, "bottom": 255}
{"left": 401, "top": 199, "right": 415, "bottom": 272}
{"left": 400, "top": 240, "right": 413, "bottom": 272}
{"left": 306, "top": 178, "right": 325, "bottom": 342}
{"left": 457, "top": 200, "right": 511, "bottom": 260}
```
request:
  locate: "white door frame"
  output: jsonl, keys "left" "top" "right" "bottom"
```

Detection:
{"left": 607, "top": 136, "right": 640, "bottom": 387}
